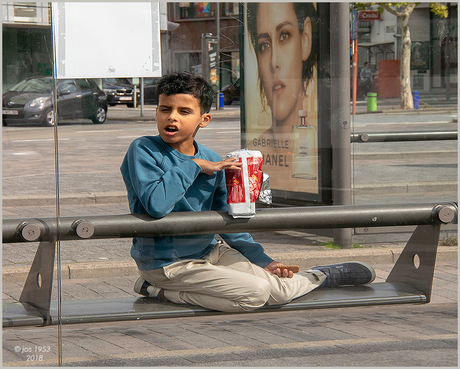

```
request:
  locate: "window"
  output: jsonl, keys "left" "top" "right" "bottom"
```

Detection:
{"left": 223, "top": 3, "right": 239, "bottom": 17}
{"left": 77, "top": 79, "right": 92, "bottom": 91}
{"left": 59, "top": 80, "right": 78, "bottom": 94}
{"left": 14, "top": 2, "right": 37, "bottom": 23}
{"left": 177, "top": 2, "right": 212, "bottom": 19}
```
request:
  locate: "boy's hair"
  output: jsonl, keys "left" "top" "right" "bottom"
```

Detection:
{"left": 156, "top": 72, "right": 214, "bottom": 114}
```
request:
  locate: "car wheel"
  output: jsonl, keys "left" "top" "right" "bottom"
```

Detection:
{"left": 224, "top": 97, "right": 232, "bottom": 105}
{"left": 92, "top": 107, "right": 107, "bottom": 124}
{"left": 127, "top": 103, "right": 134, "bottom": 108}
{"left": 43, "top": 109, "right": 56, "bottom": 127}
{"left": 109, "top": 103, "right": 116, "bottom": 107}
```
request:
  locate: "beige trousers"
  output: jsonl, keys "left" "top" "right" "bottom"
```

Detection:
{"left": 140, "top": 242, "right": 325, "bottom": 312}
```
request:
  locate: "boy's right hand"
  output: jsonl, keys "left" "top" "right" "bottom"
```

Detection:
{"left": 192, "top": 157, "right": 242, "bottom": 176}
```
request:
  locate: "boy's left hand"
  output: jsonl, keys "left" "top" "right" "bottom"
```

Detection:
{"left": 264, "top": 261, "right": 294, "bottom": 278}
{"left": 193, "top": 157, "right": 242, "bottom": 175}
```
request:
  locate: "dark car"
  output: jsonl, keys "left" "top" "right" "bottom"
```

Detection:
{"left": 2, "top": 77, "right": 108, "bottom": 127}
{"left": 102, "top": 78, "right": 139, "bottom": 107}
{"left": 142, "top": 77, "right": 160, "bottom": 105}
{"left": 222, "top": 78, "right": 240, "bottom": 105}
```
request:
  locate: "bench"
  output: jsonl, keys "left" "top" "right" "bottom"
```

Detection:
{"left": 3, "top": 202, "right": 457, "bottom": 327}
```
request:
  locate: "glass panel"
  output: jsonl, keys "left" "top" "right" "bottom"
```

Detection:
{"left": 3, "top": 2, "right": 457, "bottom": 365}
{"left": 2, "top": 2, "right": 60, "bottom": 365}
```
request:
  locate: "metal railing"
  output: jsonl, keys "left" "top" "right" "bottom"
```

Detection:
{"left": 3, "top": 202, "right": 458, "bottom": 327}
{"left": 3, "top": 203, "right": 457, "bottom": 243}
{"left": 351, "top": 130, "right": 458, "bottom": 143}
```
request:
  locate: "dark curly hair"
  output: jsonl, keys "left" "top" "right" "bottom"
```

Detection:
{"left": 247, "top": 3, "right": 317, "bottom": 95}
{"left": 156, "top": 72, "right": 214, "bottom": 114}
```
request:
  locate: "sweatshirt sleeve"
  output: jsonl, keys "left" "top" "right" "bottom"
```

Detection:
{"left": 212, "top": 168, "right": 274, "bottom": 268}
{"left": 122, "top": 139, "right": 202, "bottom": 218}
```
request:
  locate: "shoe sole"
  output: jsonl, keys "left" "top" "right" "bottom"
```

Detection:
{"left": 133, "top": 277, "right": 149, "bottom": 296}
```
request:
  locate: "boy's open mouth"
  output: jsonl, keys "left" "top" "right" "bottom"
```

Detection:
{"left": 165, "top": 125, "right": 178, "bottom": 133}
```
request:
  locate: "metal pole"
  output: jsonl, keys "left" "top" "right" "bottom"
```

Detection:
{"left": 216, "top": 3, "right": 220, "bottom": 110}
{"left": 140, "top": 77, "right": 144, "bottom": 117}
{"left": 331, "top": 3, "right": 353, "bottom": 248}
{"left": 352, "top": 11, "right": 358, "bottom": 115}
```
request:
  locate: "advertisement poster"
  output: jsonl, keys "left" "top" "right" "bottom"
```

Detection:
{"left": 202, "top": 34, "right": 219, "bottom": 93}
{"left": 242, "top": 3, "right": 330, "bottom": 203}
{"left": 411, "top": 41, "right": 429, "bottom": 70}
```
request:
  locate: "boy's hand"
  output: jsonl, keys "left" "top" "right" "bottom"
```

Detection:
{"left": 264, "top": 261, "right": 294, "bottom": 279}
{"left": 193, "top": 157, "right": 242, "bottom": 176}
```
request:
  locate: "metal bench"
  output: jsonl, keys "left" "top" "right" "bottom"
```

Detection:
{"left": 3, "top": 202, "right": 457, "bottom": 327}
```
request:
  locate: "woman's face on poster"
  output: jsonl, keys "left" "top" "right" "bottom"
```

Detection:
{"left": 255, "top": 3, "right": 311, "bottom": 123}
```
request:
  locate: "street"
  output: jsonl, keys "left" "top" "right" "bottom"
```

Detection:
{"left": 2, "top": 108, "right": 457, "bottom": 206}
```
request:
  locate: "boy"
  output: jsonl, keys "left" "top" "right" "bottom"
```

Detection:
{"left": 120, "top": 72, "right": 375, "bottom": 312}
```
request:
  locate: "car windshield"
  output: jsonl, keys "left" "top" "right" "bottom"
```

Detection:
{"left": 10, "top": 78, "right": 53, "bottom": 93}
{"left": 104, "top": 78, "right": 131, "bottom": 85}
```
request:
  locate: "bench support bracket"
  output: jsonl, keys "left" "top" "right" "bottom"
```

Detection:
{"left": 19, "top": 240, "right": 55, "bottom": 323}
{"left": 386, "top": 224, "right": 441, "bottom": 302}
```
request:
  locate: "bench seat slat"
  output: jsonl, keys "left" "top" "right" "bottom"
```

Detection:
{"left": 3, "top": 282, "right": 426, "bottom": 327}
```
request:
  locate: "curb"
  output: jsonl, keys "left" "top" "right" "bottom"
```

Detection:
{"left": 3, "top": 179, "right": 457, "bottom": 207}
{"left": 106, "top": 107, "right": 241, "bottom": 122}
{"left": 105, "top": 104, "right": 456, "bottom": 121}
{"left": 3, "top": 246, "right": 457, "bottom": 283}
{"left": 353, "top": 150, "right": 457, "bottom": 160}
{"left": 353, "top": 106, "right": 458, "bottom": 115}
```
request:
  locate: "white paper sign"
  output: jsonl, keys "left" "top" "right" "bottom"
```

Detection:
{"left": 52, "top": 2, "right": 161, "bottom": 78}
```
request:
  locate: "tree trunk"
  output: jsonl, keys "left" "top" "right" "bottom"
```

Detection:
{"left": 399, "top": 10, "right": 414, "bottom": 109}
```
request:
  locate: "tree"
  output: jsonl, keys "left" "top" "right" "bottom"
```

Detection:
{"left": 353, "top": 3, "right": 448, "bottom": 109}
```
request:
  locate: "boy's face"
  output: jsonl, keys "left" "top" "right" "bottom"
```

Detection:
{"left": 156, "top": 93, "right": 211, "bottom": 155}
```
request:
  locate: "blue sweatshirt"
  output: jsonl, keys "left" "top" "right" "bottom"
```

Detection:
{"left": 120, "top": 135, "right": 274, "bottom": 271}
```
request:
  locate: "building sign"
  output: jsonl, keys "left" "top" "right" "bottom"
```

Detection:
{"left": 359, "top": 11, "right": 381, "bottom": 21}
{"left": 201, "top": 34, "right": 219, "bottom": 92}
{"left": 242, "top": 3, "right": 332, "bottom": 204}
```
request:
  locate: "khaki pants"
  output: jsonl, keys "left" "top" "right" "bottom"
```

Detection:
{"left": 140, "top": 242, "right": 325, "bottom": 312}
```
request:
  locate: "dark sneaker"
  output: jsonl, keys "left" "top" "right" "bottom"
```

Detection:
{"left": 134, "top": 277, "right": 161, "bottom": 297}
{"left": 312, "top": 261, "right": 376, "bottom": 287}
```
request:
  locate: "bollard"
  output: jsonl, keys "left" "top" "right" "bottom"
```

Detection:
{"left": 219, "top": 93, "right": 224, "bottom": 109}
{"left": 412, "top": 91, "right": 420, "bottom": 109}
{"left": 367, "top": 92, "right": 377, "bottom": 112}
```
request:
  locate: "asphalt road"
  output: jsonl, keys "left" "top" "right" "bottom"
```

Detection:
{"left": 2, "top": 109, "right": 457, "bottom": 206}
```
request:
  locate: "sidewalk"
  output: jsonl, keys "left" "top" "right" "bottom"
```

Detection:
{"left": 107, "top": 94, "right": 458, "bottom": 122}
{"left": 352, "top": 94, "right": 458, "bottom": 115}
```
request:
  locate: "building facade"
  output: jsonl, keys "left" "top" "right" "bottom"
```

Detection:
{"left": 356, "top": 4, "right": 457, "bottom": 93}
{"left": 2, "top": 2, "right": 457, "bottom": 95}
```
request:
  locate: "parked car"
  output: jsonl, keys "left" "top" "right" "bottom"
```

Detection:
{"left": 2, "top": 77, "right": 108, "bottom": 127}
{"left": 142, "top": 77, "right": 160, "bottom": 105}
{"left": 221, "top": 78, "right": 240, "bottom": 105}
{"left": 102, "top": 78, "right": 139, "bottom": 107}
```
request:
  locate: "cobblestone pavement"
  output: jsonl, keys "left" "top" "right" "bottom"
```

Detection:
{"left": 2, "top": 279, "right": 457, "bottom": 367}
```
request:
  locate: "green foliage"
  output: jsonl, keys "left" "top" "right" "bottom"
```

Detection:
{"left": 351, "top": 2, "right": 448, "bottom": 18}
{"left": 322, "top": 242, "right": 366, "bottom": 249}
{"left": 322, "top": 241, "right": 341, "bottom": 249}
{"left": 439, "top": 233, "right": 458, "bottom": 246}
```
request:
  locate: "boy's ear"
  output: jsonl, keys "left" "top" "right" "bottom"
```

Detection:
{"left": 301, "top": 17, "right": 312, "bottom": 61}
{"left": 199, "top": 113, "right": 212, "bottom": 128}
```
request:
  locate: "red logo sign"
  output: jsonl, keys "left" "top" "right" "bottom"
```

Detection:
{"left": 359, "top": 11, "right": 381, "bottom": 21}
